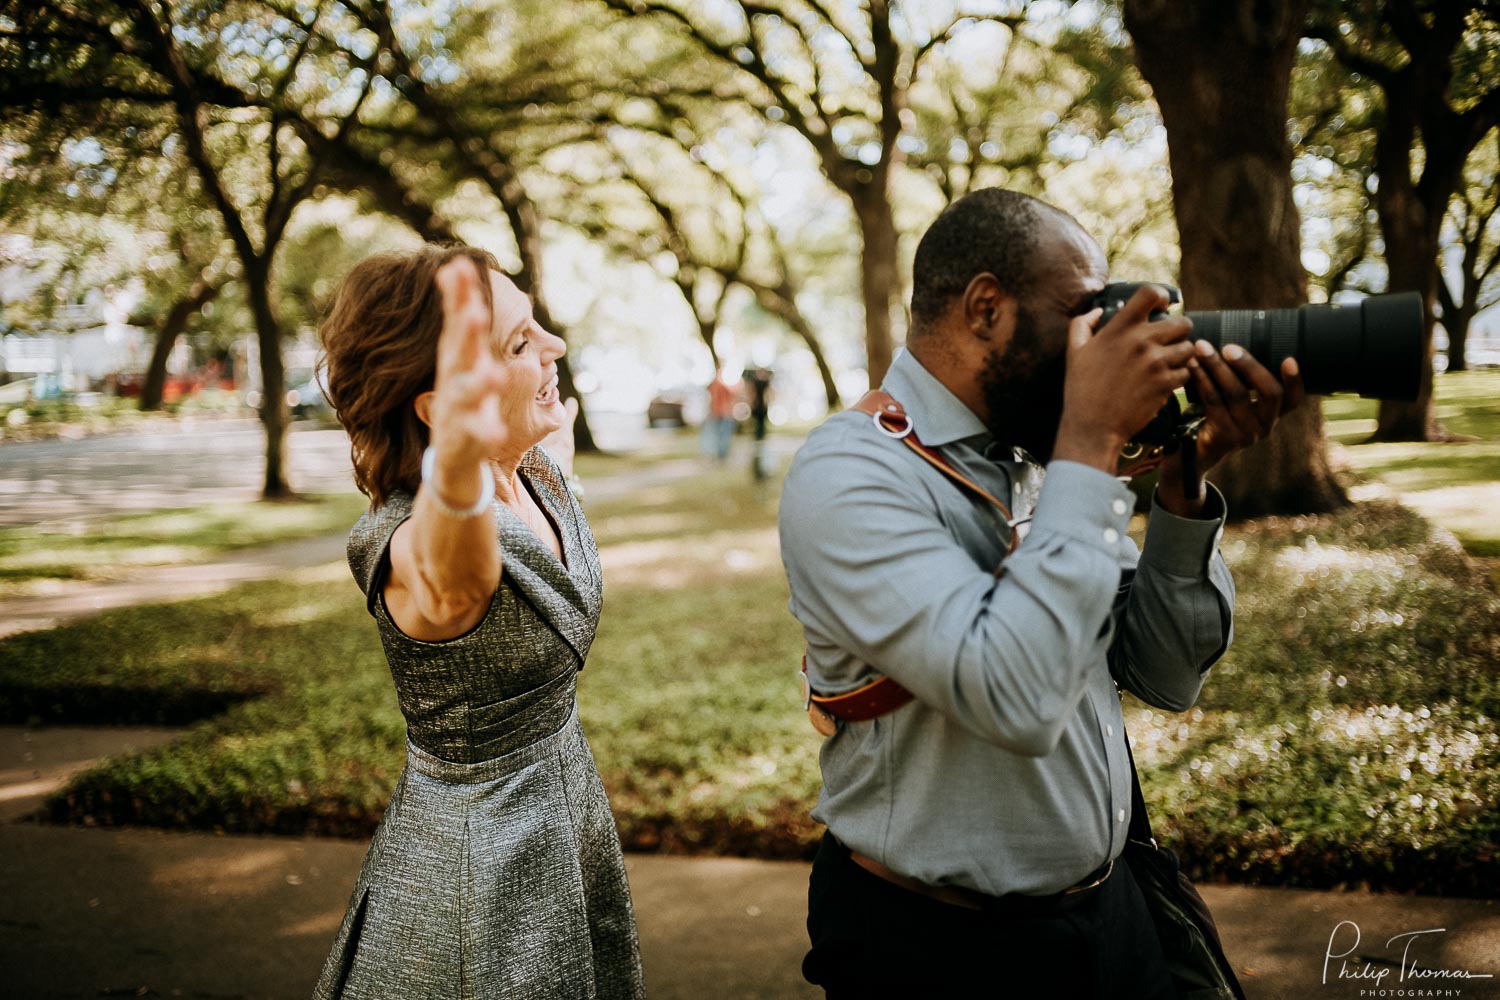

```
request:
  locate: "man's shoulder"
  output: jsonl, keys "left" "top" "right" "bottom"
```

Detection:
{"left": 789, "top": 409, "right": 921, "bottom": 482}
{"left": 782, "top": 409, "right": 933, "bottom": 525}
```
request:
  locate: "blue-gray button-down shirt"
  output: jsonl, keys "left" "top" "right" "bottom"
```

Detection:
{"left": 778, "top": 350, "right": 1234, "bottom": 897}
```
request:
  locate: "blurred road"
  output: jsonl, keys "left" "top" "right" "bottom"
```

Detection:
{"left": 0, "top": 417, "right": 803, "bottom": 638}
{"left": 0, "top": 412, "right": 781, "bottom": 528}
{"left": 0, "top": 419, "right": 358, "bottom": 528}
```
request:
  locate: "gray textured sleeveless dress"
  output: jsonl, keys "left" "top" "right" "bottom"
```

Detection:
{"left": 313, "top": 447, "right": 645, "bottom": 999}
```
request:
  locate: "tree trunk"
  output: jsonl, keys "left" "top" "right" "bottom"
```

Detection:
{"left": 1446, "top": 326, "right": 1471, "bottom": 372}
{"left": 1370, "top": 109, "right": 1444, "bottom": 440}
{"left": 139, "top": 280, "right": 220, "bottom": 410}
{"left": 1127, "top": 0, "right": 1345, "bottom": 517}
{"left": 1444, "top": 311, "right": 1473, "bottom": 373}
{"left": 853, "top": 185, "right": 899, "bottom": 388}
{"left": 1435, "top": 256, "right": 1475, "bottom": 373}
{"left": 783, "top": 313, "right": 841, "bottom": 411}
{"left": 244, "top": 260, "right": 291, "bottom": 498}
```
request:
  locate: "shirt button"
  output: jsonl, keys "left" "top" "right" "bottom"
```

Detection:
{"left": 1014, "top": 482, "right": 1023, "bottom": 494}
{"left": 1103, "top": 527, "right": 1119, "bottom": 544}
{"left": 1111, "top": 499, "right": 1128, "bottom": 516}
{"left": 1117, "top": 809, "right": 1126, "bottom": 824}
{"left": 1106, "top": 725, "right": 1114, "bottom": 737}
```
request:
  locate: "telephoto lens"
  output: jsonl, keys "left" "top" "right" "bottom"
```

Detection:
{"left": 1186, "top": 293, "right": 1425, "bottom": 401}
{"left": 1087, "top": 283, "right": 1427, "bottom": 401}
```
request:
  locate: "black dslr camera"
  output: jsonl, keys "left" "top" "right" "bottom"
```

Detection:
{"left": 1086, "top": 282, "right": 1425, "bottom": 400}
{"left": 1085, "top": 282, "right": 1425, "bottom": 487}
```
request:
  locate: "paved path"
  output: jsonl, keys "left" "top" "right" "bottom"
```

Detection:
{"left": 4, "top": 728, "right": 1498, "bottom": 999}
{"left": 0, "top": 532, "right": 350, "bottom": 639}
{"left": 0, "top": 413, "right": 750, "bottom": 527}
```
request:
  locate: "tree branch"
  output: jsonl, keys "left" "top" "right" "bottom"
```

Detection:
{"left": 1302, "top": 21, "right": 1398, "bottom": 88}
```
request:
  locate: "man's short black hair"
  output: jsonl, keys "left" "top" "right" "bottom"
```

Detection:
{"left": 909, "top": 188, "right": 1070, "bottom": 336}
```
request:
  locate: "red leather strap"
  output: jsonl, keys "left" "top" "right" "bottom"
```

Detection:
{"left": 803, "top": 656, "right": 915, "bottom": 725}
{"left": 849, "top": 391, "right": 1018, "bottom": 526}
{"left": 803, "top": 391, "right": 1022, "bottom": 728}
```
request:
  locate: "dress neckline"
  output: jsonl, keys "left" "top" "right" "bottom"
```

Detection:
{"left": 495, "top": 467, "right": 573, "bottom": 575}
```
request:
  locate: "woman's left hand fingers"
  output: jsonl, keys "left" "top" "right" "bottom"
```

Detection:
{"left": 435, "top": 259, "right": 492, "bottom": 383}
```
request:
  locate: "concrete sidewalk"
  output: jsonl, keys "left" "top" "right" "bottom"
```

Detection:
{"left": 4, "top": 727, "right": 1498, "bottom": 1000}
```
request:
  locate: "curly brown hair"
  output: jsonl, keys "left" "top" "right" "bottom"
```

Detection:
{"left": 320, "top": 244, "right": 501, "bottom": 507}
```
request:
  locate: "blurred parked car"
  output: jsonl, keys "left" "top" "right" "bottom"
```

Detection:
{"left": 0, "top": 377, "right": 36, "bottom": 406}
{"left": 287, "top": 368, "right": 332, "bottom": 419}
{"left": 246, "top": 367, "right": 331, "bottom": 418}
{"left": 646, "top": 385, "right": 708, "bottom": 428}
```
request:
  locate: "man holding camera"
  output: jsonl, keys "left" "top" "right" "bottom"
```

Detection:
{"left": 778, "top": 188, "right": 1301, "bottom": 998}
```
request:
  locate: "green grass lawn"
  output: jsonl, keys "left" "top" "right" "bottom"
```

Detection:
{"left": 1323, "top": 370, "right": 1500, "bottom": 556}
{"left": 0, "top": 493, "right": 371, "bottom": 592}
{"left": 2, "top": 457, "right": 1497, "bottom": 893}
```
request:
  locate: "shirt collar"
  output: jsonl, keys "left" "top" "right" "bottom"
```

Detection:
{"left": 880, "top": 349, "right": 990, "bottom": 449}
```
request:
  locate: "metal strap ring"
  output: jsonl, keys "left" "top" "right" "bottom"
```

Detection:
{"left": 872, "top": 409, "right": 913, "bottom": 439}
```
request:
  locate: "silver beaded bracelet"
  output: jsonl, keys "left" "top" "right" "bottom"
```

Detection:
{"left": 420, "top": 445, "right": 495, "bottom": 519}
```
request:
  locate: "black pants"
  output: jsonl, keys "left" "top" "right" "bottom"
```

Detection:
{"left": 803, "top": 833, "right": 1177, "bottom": 999}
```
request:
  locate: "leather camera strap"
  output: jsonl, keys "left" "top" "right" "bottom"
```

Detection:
{"left": 802, "top": 391, "right": 1022, "bottom": 734}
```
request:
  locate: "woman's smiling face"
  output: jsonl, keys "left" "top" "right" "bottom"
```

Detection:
{"left": 486, "top": 269, "right": 567, "bottom": 451}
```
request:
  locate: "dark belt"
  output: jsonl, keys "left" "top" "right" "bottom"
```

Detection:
{"left": 847, "top": 848, "right": 1114, "bottom": 917}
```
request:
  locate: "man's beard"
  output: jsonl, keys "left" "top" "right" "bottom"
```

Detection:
{"left": 979, "top": 306, "right": 1067, "bottom": 464}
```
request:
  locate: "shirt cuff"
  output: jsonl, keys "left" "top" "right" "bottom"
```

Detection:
{"left": 1139, "top": 483, "right": 1228, "bottom": 577}
{"left": 1031, "top": 460, "right": 1135, "bottom": 556}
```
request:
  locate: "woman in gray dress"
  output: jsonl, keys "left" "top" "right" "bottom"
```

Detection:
{"left": 311, "top": 245, "right": 645, "bottom": 999}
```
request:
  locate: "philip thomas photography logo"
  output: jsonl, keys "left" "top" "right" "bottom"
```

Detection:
{"left": 1324, "top": 920, "right": 1496, "bottom": 997}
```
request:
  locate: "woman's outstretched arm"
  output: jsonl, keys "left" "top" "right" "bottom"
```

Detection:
{"left": 384, "top": 258, "right": 507, "bottom": 641}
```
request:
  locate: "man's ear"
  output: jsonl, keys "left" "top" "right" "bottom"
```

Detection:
{"left": 412, "top": 390, "right": 435, "bottom": 429}
{"left": 961, "top": 273, "right": 1017, "bottom": 343}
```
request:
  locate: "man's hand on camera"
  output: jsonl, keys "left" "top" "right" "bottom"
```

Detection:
{"left": 1156, "top": 343, "right": 1306, "bottom": 516}
{"left": 1053, "top": 283, "right": 1197, "bottom": 475}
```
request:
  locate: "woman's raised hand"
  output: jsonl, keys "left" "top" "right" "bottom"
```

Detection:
{"left": 392, "top": 256, "right": 506, "bottom": 640}
{"left": 430, "top": 257, "right": 511, "bottom": 469}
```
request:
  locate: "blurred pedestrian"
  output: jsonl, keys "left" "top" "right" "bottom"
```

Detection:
{"left": 701, "top": 368, "right": 738, "bottom": 461}
{"left": 745, "top": 366, "right": 773, "bottom": 480}
{"left": 314, "top": 246, "right": 644, "bottom": 999}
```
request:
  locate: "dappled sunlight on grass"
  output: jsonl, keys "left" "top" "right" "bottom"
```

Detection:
{"left": 1393, "top": 484, "right": 1500, "bottom": 556}
{"left": 1270, "top": 534, "right": 1424, "bottom": 582}
{"left": 1326, "top": 370, "right": 1499, "bottom": 432}
{"left": 256, "top": 564, "right": 358, "bottom": 626}
{"left": 590, "top": 511, "right": 702, "bottom": 547}
{"left": 1324, "top": 415, "right": 1377, "bottom": 445}
{"left": 1141, "top": 701, "right": 1499, "bottom": 887}
{"left": 1338, "top": 441, "right": 1500, "bottom": 489}
{"left": 599, "top": 527, "right": 783, "bottom": 589}
{"left": 0, "top": 493, "right": 368, "bottom": 585}
{"left": 1323, "top": 372, "right": 1500, "bottom": 559}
